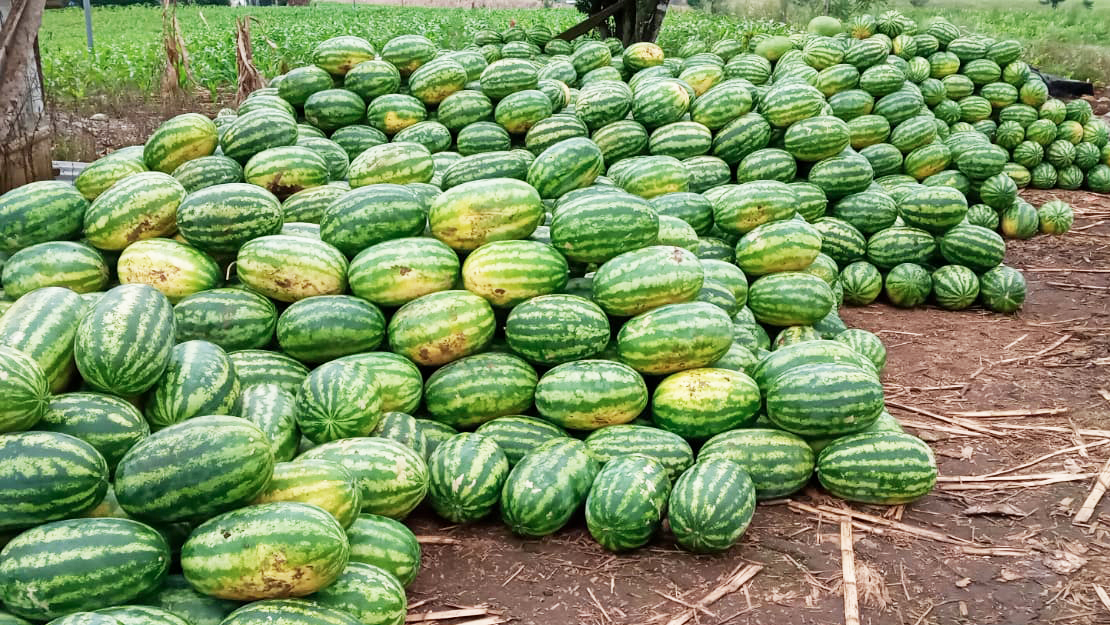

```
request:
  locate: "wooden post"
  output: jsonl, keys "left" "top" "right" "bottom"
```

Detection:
{"left": 0, "top": 0, "right": 53, "bottom": 193}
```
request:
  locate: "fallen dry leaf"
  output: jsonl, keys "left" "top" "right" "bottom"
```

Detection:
{"left": 961, "top": 445, "right": 975, "bottom": 461}
{"left": 964, "top": 503, "right": 1030, "bottom": 518}
{"left": 955, "top": 577, "right": 972, "bottom": 588}
{"left": 997, "top": 568, "right": 1025, "bottom": 582}
{"left": 1043, "top": 550, "right": 1088, "bottom": 575}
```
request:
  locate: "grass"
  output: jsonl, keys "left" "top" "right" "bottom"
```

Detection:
{"left": 36, "top": 0, "right": 1110, "bottom": 106}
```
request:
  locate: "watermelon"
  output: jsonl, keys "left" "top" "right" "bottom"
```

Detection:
{"left": 252, "top": 460, "right": 361, "bottom": 529}
{"left": 616, "top": 302, "right": 733, "bottom": 375}
{"left": 333, "top": 353, "right": 423, "bottom": 415}
{"left": 299, "top": 437, "right": 428, "bottom": 519}
{"left": 94, "top": 605, "right": 188, "bottom": 625}
{"left": 388, "top": 290, "right": 495, "bottom": 366}
{"left": 524, "top": 115, "right": 588, "bottom": 156}
{"left": 116, "top": 238, "right": 220, "bottom": 303}
{"left": 667, "top": 459, "right": 756, "bottom": 553}
{"left": 75, "top": 157, "right": 146, "bottom": 201}
{"left": 145, "top": 340, "right": 239, "bottom": 430}
{"left": 835, "top": 328, "right": 886, "bottom": 372}
{"left": 310, "top": 562, "right": 406, "bottom": 625}
{"left": 585, "top": 455, "right": 671, "bottom": 551}
{"left": 74, "top": 284, "right": 174, "bottom": 397}
{"left": 884, "top": 262, "right": 932, "bottom": 308}
{"left": 228, "top": 350, "right": 309, "bottom": 394}
{"left": 457, "top": 121, "right": 512, "bottom": 155}
{"left": 978, "top": 265, "right": 1027, "bottom": 313}
{"left": 424, "top": 353, "right": 537, "bottom": 429}
{"left": 931, "top": 265, "right": 980, "bottom": 310}
{"left": 295, "top": 361, "right": 382, "bottom": 444}
{"left": 766, "top": 362, "right": 884, "bottom": 437}
{"left": 747, "top": 272, "right": 835, "bottom": 327}
{"left": 114, "top": 415, "right": 273, "bottom": 522}
{"left": 784, "top": 116, "right": 851, "bottom": 161}
{"left": 651, "top": 367, "right": 760, "bottom": 440}
{"left": 534, "top": 360, "right": 648, "bottom": 430}
{"left": 370, "top": 412, "right": 428, "bottom": 460}
{"left": 438, "top": 90, "right": 494, "bottom": 132}
{"left": 734, "top": 220, "right": 822, "bottom": 276}
{"left": 276, "top": 295, "right": 385, "bottom": 364}
{"left": 236, "top": 235, "right": 348, "bottom": 303}
{"left": 346, "top": 514, "right": 421, "bottom": 587}
{"left": 0, "top": 181, "right": 87, "bottom": 254}
{"left": 710, "top": 180, "right": 796, "bottom": 235}
{"left": 0, "top": 431, "right": 108, "bottom": 531}
{"left": 480, "top": 58, "right": 539, "bottom": 100}
{"left": 347, "top": 238, "right": 458, "bottom": 308}
{"left": 760, "top": 81, "right": 825, "bottom": 127}
{"left": 426, "top": 433, "right": 509, "bottom": 523}
{"left": 698, "top": 427, "right": 815, "bottom": 501}
{"left": 429, "top": 178, "right": 543, "bottom": 251}
{"left": 712, "top": 112, "right": 772, "bottom": 165}
{"left": 0, "top": 518, "right": 169, "bottom": 620}
{"left": 866, "top": 226, "right": 937, "bottom": 270}
{"left": 181, "top": 502, "right": 349, "bottom": 600}
{"left": 816, "top": 432, "right": 937, "bottom": 504}
{"left": 462, "top": 240, "right": 568, "bottom": 307}
{"left": 592, "top": 245, "right": 702, "bottom": 317}
{"left": 37, "top": 393, "right": 147, "bottom": 472}
{"left": 83, "top": 172, "right": 185, "bottom": 250}
{"left": 282, "top": 185, "right": 346, "bottom": 224}
{"left": 219, "top": 600, "right": 360, "bottom": 625}
{"left": 348, "top": 142, "right": 433, "bottom": 187}
{"left": 141, "top": 574, "right": 240, "bottom": 625}
{"left": 143, "top": 113, "right": 218, "bottom": 174}
{"left": 312, "top": 35, "right": 375, "bottom": 76}
{"left": 173, "top": 288, "right": 276, "bottom": 352}
{"left": 500, "top": 438, "right": 599, "bottom": 537}
{"left": 237, "top": 384, "right": 299, "bottom": 462}
{"left": 408, "top": 58, "right": 468, "bottom": 106}
{"left": 0, "top": 288, "right": 81, "bottom": 392}
{"left": 504, "top": 294, "right": 609, "bottom": 365}
{"left": 938, "top": 224, "right": 1005, "bottom": 273}
{"left": 1038, "top": 199, "right": 1074, "bottom": 234}
{"left": 476, "top": 416, "right": 569, "bottom": 466}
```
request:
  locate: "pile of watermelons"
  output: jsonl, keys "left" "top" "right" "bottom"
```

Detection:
{"left": 0, "top": 8, "right": 1093, "bottom": 625}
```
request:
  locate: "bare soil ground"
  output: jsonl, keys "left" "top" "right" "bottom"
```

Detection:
{"left": 403, "top": 190, "right": 1110, "bottom": 625}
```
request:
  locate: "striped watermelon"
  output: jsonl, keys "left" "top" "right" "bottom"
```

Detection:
{"left": 500, "top": 438, "right": 599, "bottom": 537}
{"left": 172, "top": 156, "right": 243, "bottom": 194}
{"left": 282, "top": 185, "right": 346, "bottom": 224}
{"left": 388, "top": 290, "right": 495, "bottom": 366}
{"left": 114, "top": 415, "right": 273, "bottom": 522}
{"left": 710, "top": 181, "right": 797, "bottom": 235}
{"left": 299, "top": 437, "right": 428, "bottom": 519}
{"left": 534, "top": 360, "right": 648, "bottom": 430}
{"left": 652, "top": 368, "right": 760, "bottom": 440}
{"left": 0, "top": 518, "right": 169, "bottom": 620}
{"left": 494, "top": 89, "right": 552, "bottom": 135}
{"left": 96, "top": 604, "right": 191, "bottom": 625}
{"left": 836, "top": 328, "right": 886, "bottom": 372}
{"left": 218, "top": 110, "right": 297, "bottom": 164}
{"left": 141, "top": 574, "right": 240, "bottom": 625}
{"left": 457, "top": 121, "right": 512, "bottom": 156}
{"left": 978, "top": 265, "right": 1026, "bottom": 313}
{"left": 176, "top": 183, "right": 282, "bottom": 254}
{"left": 585, "top": 455, "right": 671, "bottom": 551}
{"left": 699, "top": 428, "right": 815, "bottom": 499}
{"left": 347, "top": 238, "right": 458, "bottom": 308}
{"left": 348, "top": 142, "right": 433, "bottom": 188}
{"left": 370, "top": 412, "right": 428, "bottom": 459}
{"left": 408, "top": 58, "right": 468, "bottom": 106}
{"left": 766, "top": 363, "right": 884, "bottom": 437}
{"left": 760, "top": 81, "right": 825, "bottom": 127}
{"left": 735, "top": 220, "right": 822, "bottom": 276}
{"left": 219, "top": 600, "right": 360, "bottom": 625}
{"left": 474, "top": 416, "right": 569, "bottom": 466}
{"left": 527, "top": 138, "right": 604, "bottom": 199}
{"left": 365, "top": 94, "right": 427, "bottom": 136}
{"left": 427, "top": 433, "right": 510, "bottom": 523}
{"left": 438, "top": 90, "right": 494, "bottom": 132}
{"left": 84, "top": 172, "right": 185, "bottom": 250}
{"left": 747, "top": 272, "right": 834, "bottom": 327}
{"left": 277, "top": 295, "right": 385, "bottom": 364}
{"left": 173, "top": 288, "right": 276, "bottom": 352}
{"left": 462, "top": 240, "right": 568, "bottom": 307}
{"left": 331, "top": 354, "right": 421, "bottom": 417}
{"left": 228, "top": 350, "right": 308, "bottom": 394}
{"left": 295, "top": 361, "right": 382, "bottom": 444}
{"left": 550, "top": 192, "right": 659, "bottom": 264}
{"left": 817, "top": 432, "right": 937, "bottom": 504}
{"left": 480, "top": 58, "right": 539, "bottom": 100}
{"left": 237, "top": 384, "right": 299, "bottom": 462}
{"left": 38, "top": 393, "right": 147, "bottom": 471}
{"left": 117, "top": 238, "right": 220, "bottom": 303}
{"left": 243, "top": 147, "right": 329, "bottom": 199}
{"left": 0, "top": 181, "right": 87, "bottom": 254}
{"left": 784, "top": 116, "right": 851, "bottom": 161}
{"left": 938, "top": 224, "right": 1005, "bottom": 272}
{"left": 312, "top": 35, "right": 375, "bottom": 76}
{"left": 866, "top": 226, "right": 937, "bottom": 270}
{"left": 278, "top": 65, "right": 334, "bottom": 107}
{"left": 74, "top": 284, "right": 174, "bottom": 397}
{"left": 592, "top": 246, "right": 702, "bottom": 317}
{"left": 143, "top": 113, "right": 218, "bottom": 174}
{"left": 884, "top": 263, "right": 932, "bottom": 308}
{"left": 424, "top": 353, "right": 537, "bottom": 429}
{"left": 838, "top": 261, "right": 883, "bottom": 306}
{"left": 616, "top": 302, "right": 733, "bottom": 375}
{"left": 0, "top": 287, "right": 83, "bottom": 392}
{"left": 181, "top": 502, "right": 349, "bottom": 600}
{"left": 310, "top": 562, "right": 406, "bottom": 625}
{"left": 592, "top": 120, "right": 649, "bottom": 165}
{"left": 668, "top": 459, "right": 756, "bottom": 553}
{"left": 428, "top": 178, "right": 543, "bottom": 251}
{"left": 236, "top": 235, "right": 348, "bottom": 303}
{"left": 347, "top": 514, "right": 421, "bottom": 587}
{"left": 584, "top": 425, "right": 693, "bottom": 483}
{"left": 145, "top": 340, "right": 239, "bottom": 430}
{"left": 504, "top": 294, "right": 610, "bottom": 365}
{"left": 0, "top": 431, "right": 108, "bottom": 530}
{"left": 76, "top": 157, "right": 146, "bottom": 201}
{"left": 252, "top": 460, "right": 361, "bottom": 529}
{"left": 932, "top": 265, "right": 980, "bottom": 310}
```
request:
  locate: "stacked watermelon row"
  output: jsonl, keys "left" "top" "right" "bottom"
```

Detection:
{"left": 0, "top": 11, "right": 1086, "bottom": 623}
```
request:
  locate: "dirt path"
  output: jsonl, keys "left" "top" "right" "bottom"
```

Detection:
{"left": 404, "top": 189, "right": 1110, "bottom": 625}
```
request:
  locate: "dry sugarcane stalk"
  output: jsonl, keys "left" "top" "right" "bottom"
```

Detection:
{"left": 234, "top": 17, "right": 266, "bottom": 104}
{"left": 415, "top": 535, "right": 462, "bottom": 545}
{"left": 938, "top": 474, "right": 1094, "bottom": 490}
{"left": 950, "top": 408, "right": 1069, "bottom": 418}
{"left": 975, "top": 440, "right": 1110, "bottom": 478}
{"left": 841, "top": 521, "right": 861, "bottom": 625}
{"left": 994, "top": 334, "right": 1073, "bottom": 366}
{"left": 885, "top": 401, "right": 1001, "bottom": 437}
{"left": 1075, "top": 457, "right": 1110, "bottom": 524}
{"left": 938, "top": 471, "right": 1097, "bottom": 483}
{"left": 664, "top": 564, "right": 762, "bottom": 625}
{"left": 406, "top": 608, "right": 490, "bottom": 622}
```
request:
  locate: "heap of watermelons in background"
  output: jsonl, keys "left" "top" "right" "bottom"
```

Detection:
{"left": 0, "top": 8, "right": 1097, "bottom": 625}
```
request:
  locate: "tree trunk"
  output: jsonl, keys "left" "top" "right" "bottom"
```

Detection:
{"left": 0, "top": 0, "right": 51, "bottom": 193}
